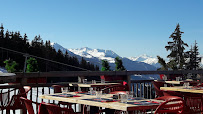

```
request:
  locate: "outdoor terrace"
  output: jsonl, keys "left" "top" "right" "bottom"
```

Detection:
{"left": 1, "top": 70, "right": 203, "bottom": 114}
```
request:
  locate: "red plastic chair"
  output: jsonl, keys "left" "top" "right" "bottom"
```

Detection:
{"left": 0, "top": 86, "right": 31, "bottom": 114}
{"left": 183, "top": 93, "right": 203, "bottom": 113}
{"left": 155, "top": 96, "right": 183, "bottom": 101}
{"left": 153, "top": 81, "right": 165, "bottom": 97}
{"left": 20, "top": 97, "right": 40, "bottom": 114}
{"left": 102, "top": 84, "right": 129, "bottom": 94}
{"left": 154, "top": 98, "right": 185, "bottom": 114}
{"left": 39, "top": 102, "right": 75, "bottom": 114}
{"left": 162, "top": 91, "right": 183, "bottom": 97}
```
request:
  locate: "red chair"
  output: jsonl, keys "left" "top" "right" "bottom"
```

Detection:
{"left": 20, "top": 97, "right": 75, "bottom": 114}
{"left": 184, "top": 93, "right": 203, "bottom": 113}
{"left": 155, "top": 96, "right": 183, "bottom": 101}
{"left": 0, "top": 86, "right": 31, "bottom": 114}
{"left": 154, "top": 98, "right": 185, "bottom": 114}
{"left": 20, "top": 97, "right": 40, "bottom": 114}
{"left": 102, "top": 84, "right": 129, "bottom": 94}
{"left": 152, "top": 81, "right": 165, "bottom": 97}
{"left": 39, "top": 102, "right": 75, "bottom": 114}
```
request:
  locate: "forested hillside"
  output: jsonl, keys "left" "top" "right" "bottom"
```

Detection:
{"left": 0, "top": 24, "right": 99, "bottom": 72}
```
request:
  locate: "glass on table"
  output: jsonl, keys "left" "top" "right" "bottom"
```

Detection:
{"left": 92, "top": 80, "right": 96, "bottom": 84}
{"left": 126, "top": 91, "right": 134, "bottom": 100}
{"left": 83, "top": 79, "right": 87, "bottom": 84}
{"left": 62, "top": 87, "right": 69, "bottom": 93}
{"left": 120, "top": 94, "right": 128, "bottom": 103}
{"left": 183, "top": 82, "right": 190, "bottom": 88}
{"left": 89, "top": 87, "right": 95, "bottom": 95}
{"left": 101, "top": 79, "right": 105, "bottom": 84}
{"left": 96, "top": 91, "right": 102, "bottom": 100}
{"left": 176, "top": 77, "right": 180, "bottom": 81}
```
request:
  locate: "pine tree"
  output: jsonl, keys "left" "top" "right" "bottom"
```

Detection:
{"left": 115, "top": 57, "right": 125, "bottom": 71}
{"left": 101, "top": 60, "right": 110, "bottom": 71}
{"left": 165, "top": 24, "right": 188, "bottom": 70}
{"left": 157, "top": 56, "right": 168, "bottom": 70}
{"left": 185, "top": 41, "right": 201, "bottom": 70}
{"left": 80, "top": 57, "right": 87, "bottom": 69}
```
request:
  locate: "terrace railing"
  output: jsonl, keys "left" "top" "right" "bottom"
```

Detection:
{"left": 131, "top": 80, "right": 155, "bottom": 99}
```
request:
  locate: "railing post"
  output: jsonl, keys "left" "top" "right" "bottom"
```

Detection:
{"left": 127, "top": 75, "right": 131, "bottom": 91}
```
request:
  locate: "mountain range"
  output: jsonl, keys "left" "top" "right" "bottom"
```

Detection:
{"left": 51, "top": 43, "right": 161, "bottom": 79}
{"left": 50, "top": 42, "right": 203, "bottom": 79}
{"left": 52, "top": 43, "right": 160, "bottom": 69}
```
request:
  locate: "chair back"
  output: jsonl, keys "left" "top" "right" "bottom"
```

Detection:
{"left": 102, "top": 84, "right": 129, "bottom": 94}
{"left": 39, "top": 102, "right": 75, "bottom": 114}
{"left": 19, "top": 86, "right": 31, "bottom": 97}
{"left": 0, "top": 86, "right": 31, "bottom": 111}
{"left": 184, "top": 93, "right": 203, "bottom": 113}
{"left": 52, "top": 85, "right": 62, "bottom": 93}
{"left": 20, "top": 97, "right": 35, "bottom": 114}
{"left": 154, "top": 98, "right": 184, "bottom": 114}
{"left": 153, "top": 81, "right": 164, "bottom": 97}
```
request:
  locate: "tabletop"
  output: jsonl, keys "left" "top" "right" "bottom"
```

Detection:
{"left": 68, "top": 82, "right": 121, "bottom": 88}
{"left": 160, "top": 86, "right": 203, "bottom": 94}
{"left": 154, "top": 80, "right": 183, "bottom": 85}
{"left": 39, "top": 92, "right": 163, "bottom": 111}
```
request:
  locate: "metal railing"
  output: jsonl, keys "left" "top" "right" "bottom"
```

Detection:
{"left": 131, "top": 80, "right": 155, "bottom": 99}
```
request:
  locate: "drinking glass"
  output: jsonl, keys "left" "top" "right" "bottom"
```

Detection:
{"left": 92, "top": 80, "right": 96, "bottom": 84}
{"left": 101, "top": 79, "right": 105, "bottom": 84}
{"left": 96, "top": 91, "right": 102, "bottom": 100}
{"left": 62, "top": 87, "right": 69, "bottom": 93}
{"left": 89, "top": 87, "right": 94, "bottom": 95}
{"left": 120, "top": 94, "right": 128, "bottom": 103}
{"left": 176, "top": 77, "right": 180, "bottom": 81}
{"left": 127, "top": 91, "right": 134, "bottom": 100}
{"left": 83, "top": 79, "right": 87, "bottom": 84}
{"left": 184, "top": 82, "right": 190, "bottom": 88}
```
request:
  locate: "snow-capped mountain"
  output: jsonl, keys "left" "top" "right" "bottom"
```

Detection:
{"left": 128, "top": 54, "right": 160, "bottom": 68}
{"left": 51, "top": 43, "right": 160, "bottom": 79}
{"left": 51, "top": 43, "right": 158, "bottom": 70}
{"left": 69, "top": 47, "right": 118, "bottom": 63}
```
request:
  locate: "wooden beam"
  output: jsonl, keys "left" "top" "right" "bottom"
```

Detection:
{"left": 14, "top": 70, "right": 203, "bottom": 78}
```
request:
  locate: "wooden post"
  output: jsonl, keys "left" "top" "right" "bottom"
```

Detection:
{"left": 127, "top": 75, "right": 131, "bottom": 91}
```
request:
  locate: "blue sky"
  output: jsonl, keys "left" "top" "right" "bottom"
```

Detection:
{"left": 0, "top": 0, "right": 203, "bottom": 58}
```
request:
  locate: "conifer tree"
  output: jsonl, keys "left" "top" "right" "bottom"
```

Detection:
{"left": 101, "top": 60, "right": 110, "bottom": 71}
{"left": 157, "top": 56, "right": 168, "bottom": 71}
{"left": 115, "top": 57, "right": 125, "bottom": 71}
{"left": 80, "top": 57, "right": 87, "bottom": 69}
{"left": 185, "top": 41, "right": 201, "bottom": 70}
{"left": 165, "top": 24, "right": 188, "bottom": 70}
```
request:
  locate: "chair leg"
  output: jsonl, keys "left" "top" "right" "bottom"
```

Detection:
{"left": 6, "top": 109, "right": 10, "bottom": 114}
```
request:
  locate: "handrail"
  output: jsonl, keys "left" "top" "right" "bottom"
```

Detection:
{"left": 14, "top": 70, "right": 203, "bottom": 78}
